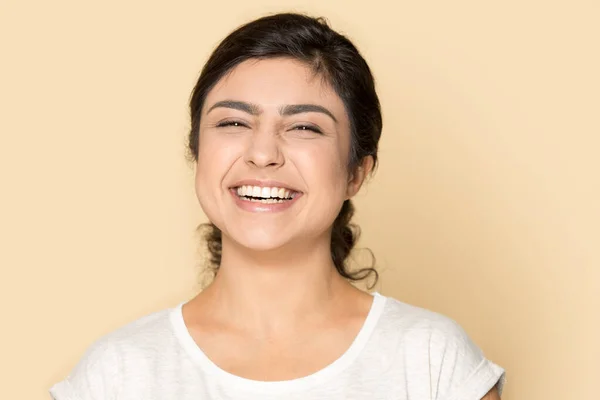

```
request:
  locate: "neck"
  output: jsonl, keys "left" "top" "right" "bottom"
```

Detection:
{"left": 198, "top": 233, "right": 352, "bottom": 339}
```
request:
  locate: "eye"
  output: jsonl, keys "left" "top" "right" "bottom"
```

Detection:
{"left": 292, "top": 125, "right": 323, "bottom": 134}
{"left": 216, "top": 120, "right": 249, "bottom": 128}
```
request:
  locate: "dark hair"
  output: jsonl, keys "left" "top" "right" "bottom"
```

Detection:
{"left": 188, "top": 13, "right": 382, "bottom": 288}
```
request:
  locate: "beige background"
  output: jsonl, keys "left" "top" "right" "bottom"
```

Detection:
{"left": 1, "top": 1, "right": 598, "bottom": 399}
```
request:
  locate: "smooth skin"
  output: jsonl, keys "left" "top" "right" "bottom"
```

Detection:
{"left": 183, "top": 57, "right": 501, "bottom": 399}
{"left": 186, "top": 56, "right": 373, "bottom": 381}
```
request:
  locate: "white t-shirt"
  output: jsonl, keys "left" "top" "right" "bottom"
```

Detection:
{"left": 50, "top": 292, "right": 506, "bottom": 399}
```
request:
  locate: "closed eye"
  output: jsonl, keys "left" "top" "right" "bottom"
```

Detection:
{"left": 216, "top": 120, "right": 249, "bottom": 128}
{"left": 292, "top": 125, "right": 323, "bottom": 134}
{"left": 215, "top": 121, "right": 322, "bottom": 134}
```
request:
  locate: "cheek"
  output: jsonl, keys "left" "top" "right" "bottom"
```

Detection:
{"left": 196, "top": 132, "right": 240, "bottom": 179}
{"left": 293, "top": 141, "right": 349, "bottom": 199}
{"left": 194, "top": 133, "right": 241, "bottom": 214}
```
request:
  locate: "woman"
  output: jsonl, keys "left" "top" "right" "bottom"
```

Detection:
{"left": 50, "top": 13, "right": 505, "bottom": 400}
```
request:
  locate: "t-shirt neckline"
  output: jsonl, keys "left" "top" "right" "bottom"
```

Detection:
{"left": 170, "top": 291, "right": 387, "bottom": 394}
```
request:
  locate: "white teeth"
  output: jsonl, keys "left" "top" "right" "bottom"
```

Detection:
{"left": 249, "top": 198, "right": 284, "bottom": 203}
{"left": 261, "top": 186, "right": 271, "bottom": 198}
{"left": 235, "top": 184, "right": 297, "bottom": 200}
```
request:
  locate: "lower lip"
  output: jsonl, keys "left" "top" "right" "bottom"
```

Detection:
{"left": 230, "top": 189, "right": 302, "bottom": 213}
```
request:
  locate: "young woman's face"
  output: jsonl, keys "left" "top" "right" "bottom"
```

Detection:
{"left": 195, "top": 57, "right": 364, "bottom": 252}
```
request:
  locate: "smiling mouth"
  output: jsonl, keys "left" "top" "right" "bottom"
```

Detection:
{"left": 233, "top": 185, "right": 300, "bottom": 204}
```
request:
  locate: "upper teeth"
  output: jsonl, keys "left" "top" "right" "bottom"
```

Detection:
{"left": 236, "top": 185, "right": 294, "bottom": 199}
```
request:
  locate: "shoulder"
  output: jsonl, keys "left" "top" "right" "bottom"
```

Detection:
{"left": 375, "top": 295, "right": 481, "bottom": 367}
{"left": 374, "top": 294, "right": 506, "bottom": 399}
{"left": 103, "top": 305, "right": 176, "bottom": 352}
{"left": 50, "top": 305, "right": 177, "bottom": 400}
{"left": 83, "top": 305, "right": 176, "bottom": 364}
{"left": 376, "top": 294, "right": 473, "bottom": 346}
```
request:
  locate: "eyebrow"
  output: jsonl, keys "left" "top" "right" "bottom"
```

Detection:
{"left": 207, "top": 100, "right": 338, "bottom": 123}
{"left": 281, "top": 104, "right": 338, "bottom": 123}
{"left": 207, "top": 100, "right": 261, "bottom": 116}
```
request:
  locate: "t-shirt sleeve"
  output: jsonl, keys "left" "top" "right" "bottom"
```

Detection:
{"left": 49, "top": 338, "right": 120, "bottom": 400}
{"left": 429, "top": 317, "right": 506, "bottom": 400}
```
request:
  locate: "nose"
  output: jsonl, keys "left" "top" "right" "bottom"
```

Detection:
{"left": 243, "top": 127, "right": 284, "bottom": 169}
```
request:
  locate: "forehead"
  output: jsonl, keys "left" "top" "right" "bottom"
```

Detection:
{"left": 203, "top": 57, "right": 346, "bottom": 115}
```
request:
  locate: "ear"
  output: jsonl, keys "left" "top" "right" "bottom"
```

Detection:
{"left": 346, "top": 156, "right": 375, "bottom": 199}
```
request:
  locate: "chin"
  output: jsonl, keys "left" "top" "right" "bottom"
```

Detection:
{"left": 228, "top": 229, "right": 290, "bottom": 252}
